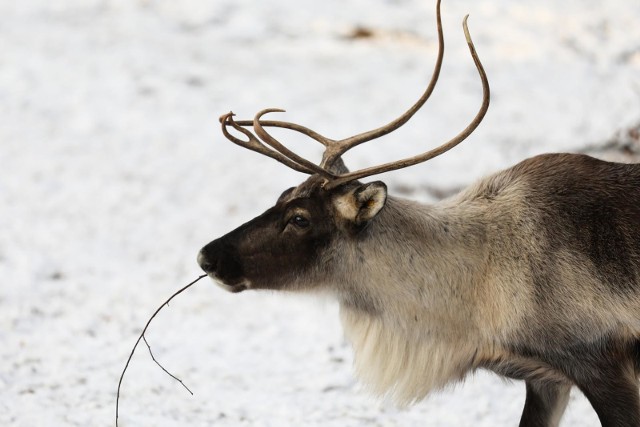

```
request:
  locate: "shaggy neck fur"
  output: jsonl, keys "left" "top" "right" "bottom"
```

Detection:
{"left": 337, "top": 194, "right": 497, "bottom": 405}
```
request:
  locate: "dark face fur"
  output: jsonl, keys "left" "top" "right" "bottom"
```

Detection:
{"left": 198, "top": 185, "right": 335, "bottom": 292}
{"left": 197, "top": 178, "right": 387, "bottom": 293}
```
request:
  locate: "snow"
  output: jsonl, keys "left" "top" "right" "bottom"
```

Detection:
{"left": 1, "top": 0, "right": 639, "bottom": 426}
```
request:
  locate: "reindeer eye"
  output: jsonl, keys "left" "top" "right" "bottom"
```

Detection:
{"left": 290, "top": 215, "right": 310, "bottom": 228}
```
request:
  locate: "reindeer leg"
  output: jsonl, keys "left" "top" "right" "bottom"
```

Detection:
{"left": 519, "top": 380, "right": 571, "bottom": 427}
{"left": 573, "top": 359, "right": 640, "bottom": 427}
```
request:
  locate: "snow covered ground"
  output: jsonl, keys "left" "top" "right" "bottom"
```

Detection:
{"left": 2, "top": 0, "right": 640, "bottom": 426}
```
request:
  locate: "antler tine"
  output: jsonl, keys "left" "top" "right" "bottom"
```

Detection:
{"left": 219, "top": 112, "right": 318, "bottom": 175}
{"left": 320, "top": 0, "right": 445, "bottom": 168}
{"left": 324, "top": 13, "right": 490, "bottom": 190}
{"left": 232, "top": 119, "right": 335, "bottom": 147}
{"left": 252, "top": 109, "right": 337, "bottom": 179}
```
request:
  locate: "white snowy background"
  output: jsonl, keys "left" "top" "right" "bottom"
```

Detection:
{"left": 2, "top": 0, "right": 640, "bottom": 426}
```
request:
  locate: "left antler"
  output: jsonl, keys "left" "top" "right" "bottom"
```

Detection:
{"left": 220, "top": 0, "right": 490, "bottom": 189}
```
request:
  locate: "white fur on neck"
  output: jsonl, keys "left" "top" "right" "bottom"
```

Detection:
{"left": 340, "top": 306, "right": 484, "bottom": 406}
{"left": 336, "top": 196, "right": 499, "bottom": 406}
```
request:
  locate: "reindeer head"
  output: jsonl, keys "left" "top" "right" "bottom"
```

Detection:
{"left": 198, "top": 0, "right": 489, "bottom": 293}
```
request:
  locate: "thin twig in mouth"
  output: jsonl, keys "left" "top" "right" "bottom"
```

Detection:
{"left": 115, "top": 274, "right": 207, "bottom": 427}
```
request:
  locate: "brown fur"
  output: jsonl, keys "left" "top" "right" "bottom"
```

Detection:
{"left": 199, "top": 153, "right": 640, "bottom": 426}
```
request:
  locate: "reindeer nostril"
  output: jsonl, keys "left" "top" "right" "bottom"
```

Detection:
{"left": 200, "top": 262, "right": 214, "bottom": 273}
{"left": 197, "top": 251, "right": 214, "bottom": 273}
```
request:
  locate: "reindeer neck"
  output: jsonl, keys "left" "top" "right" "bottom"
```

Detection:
{"left": 339, "top": 194, "right": 489, "bottom": 337}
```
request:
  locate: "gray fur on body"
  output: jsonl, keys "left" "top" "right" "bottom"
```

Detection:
{"left": 199, "top": 153, "right": 640, "bottom": 426}
{"left": 339, "top": 154, "right": 640, "bottom": 405}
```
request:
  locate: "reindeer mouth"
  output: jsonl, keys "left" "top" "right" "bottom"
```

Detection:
{"left": 212, "top": 277, "right": 249, "bottom": 293}
{"left": 203, "top": 270, "right": 250, "bottom": 293}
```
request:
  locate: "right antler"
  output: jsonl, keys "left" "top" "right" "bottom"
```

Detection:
{"left": 220, "top": 0, "right": 490, "bottom": 190}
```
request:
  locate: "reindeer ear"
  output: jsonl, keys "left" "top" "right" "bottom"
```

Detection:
{"left": 354, "top": 181, "right": 388, "bottom": 224}
{"left": 334, "top": 181, "right": 387, "bottom": 226}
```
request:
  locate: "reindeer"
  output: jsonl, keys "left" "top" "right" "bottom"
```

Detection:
{"left": 197, "top": 1, "right": 640, "bottom": 426}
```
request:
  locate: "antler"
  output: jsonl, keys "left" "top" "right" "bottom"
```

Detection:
{"left": 220, "top": 0, "right": 490, "bottom": 190}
